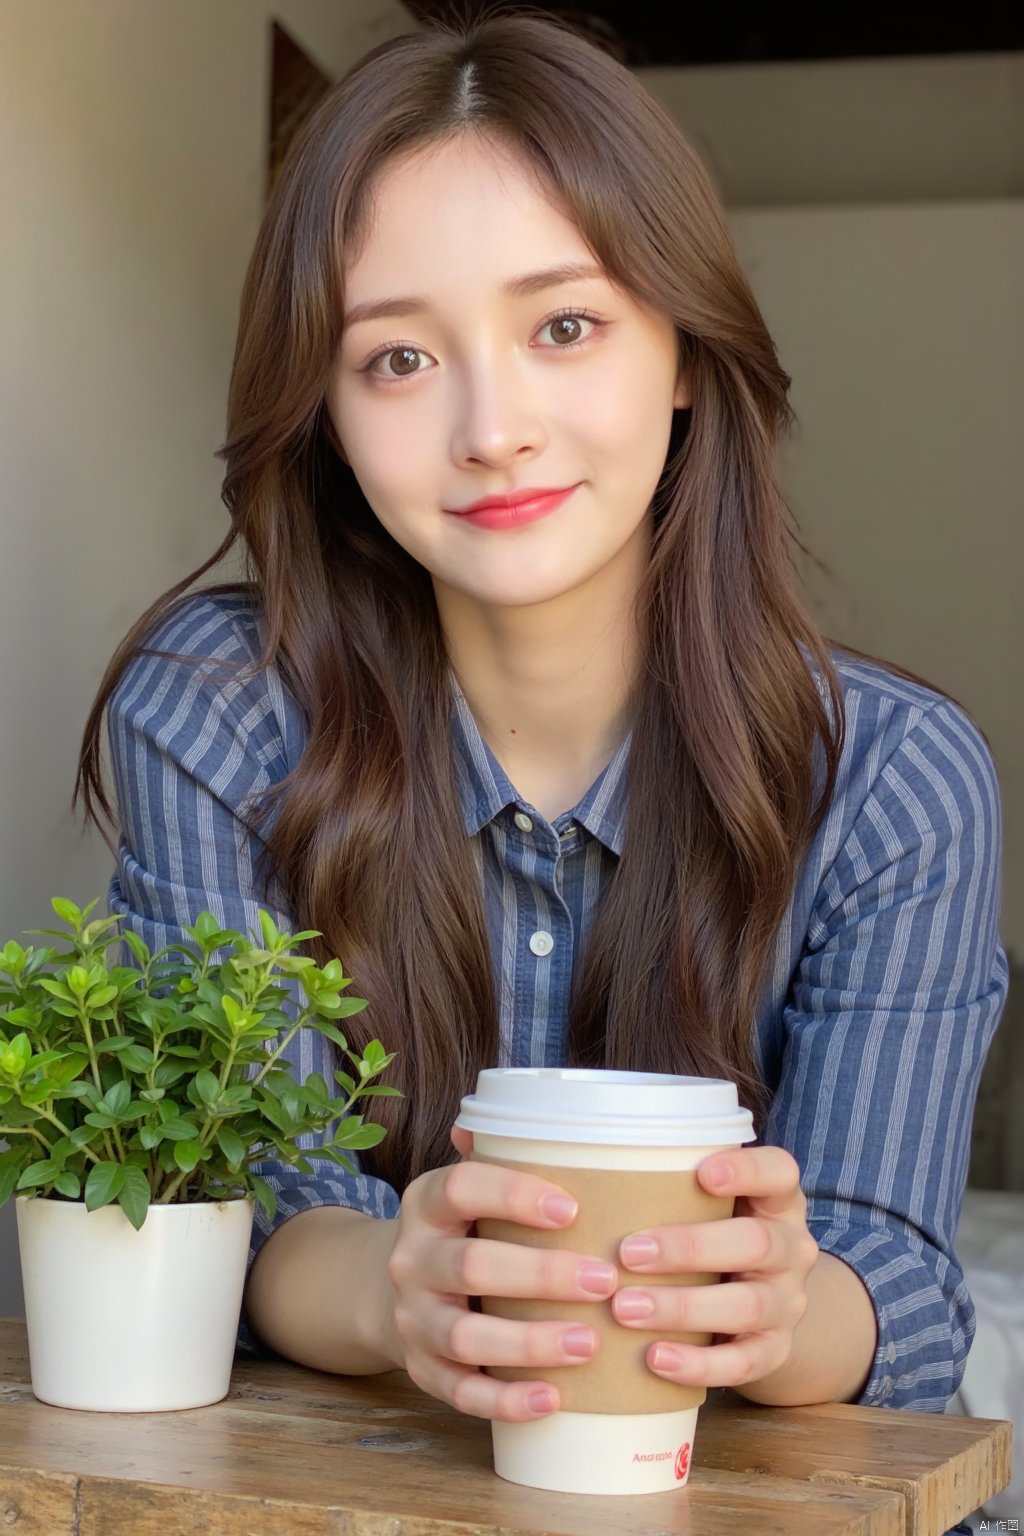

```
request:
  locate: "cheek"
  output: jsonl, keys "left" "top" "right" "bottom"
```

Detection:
{"left": 568, "top": 365, "right": 676, "bottom": 470}
{"left": 333, "top": 385, "right": 438, "bottom": 504}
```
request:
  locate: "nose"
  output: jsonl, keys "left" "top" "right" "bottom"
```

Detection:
{"left": 449, "top": 353, "right": 547, "bottom": 470}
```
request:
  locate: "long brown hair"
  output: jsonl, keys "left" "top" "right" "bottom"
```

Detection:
{"left": 74, "top": 7, "right": 959, "bottom": 1194}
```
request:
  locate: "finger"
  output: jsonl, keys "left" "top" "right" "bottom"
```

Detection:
{"left": 620, "top": 1215, "right": 788, "bottom": 1275}
{"left": 407, "top": 1349, "right": 562, "bottom": 1423}
{"left": 421, "top": 1302, "right": 599, "bottom": 1370}
{"left": 417, "top": 1235, "right": 619, "bottom": 1302}
{"left": 415, "top": 1158, "right": 582, "bottom": 1235}
{"left": 695, "top": 1146, "right": 804, "bottom": 1216}
{"left": 613, "top": 1278, "right": 789, "bottom": 1336}
{"left": 450, "top": 1125, "right": 473, "bottom": 1159}
{"left": 644, "top": 1333, "right": 791, "bottom": 1390}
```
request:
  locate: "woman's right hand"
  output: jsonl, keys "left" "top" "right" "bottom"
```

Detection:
{"left": 378, "top": 1127, "right": 619, "bottom": 1422}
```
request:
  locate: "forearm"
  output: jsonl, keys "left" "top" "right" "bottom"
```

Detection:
{"left": 734, "top": 1252, "right": 878, "bottom": 1407}
{"left": 244, "top": 1206, "right": 403, "bottom": 1375}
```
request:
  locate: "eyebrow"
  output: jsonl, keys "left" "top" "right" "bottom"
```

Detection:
{"left": 342, "top": 262, "right": 608, "bottom": 329}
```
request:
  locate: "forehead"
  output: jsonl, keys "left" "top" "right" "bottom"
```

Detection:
{"left": 345, "top": 132, "right": 596, "bottom": 291}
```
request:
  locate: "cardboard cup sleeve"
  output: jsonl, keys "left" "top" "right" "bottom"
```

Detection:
{"left": 470, "top": 1153, "right": 734, "bottom": 1414}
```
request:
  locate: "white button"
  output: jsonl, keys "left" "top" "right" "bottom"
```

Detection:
{"left": 513, "top": 812, "right": 533, "bottom": 832}
{"left": 885, "top": 1341, "right": 897, "bottom": 1364}
{"left": 529, "top": 930, "right": 554, "bottom": 957}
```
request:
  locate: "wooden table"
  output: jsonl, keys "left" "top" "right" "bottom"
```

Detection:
{"left": 0, "top": 1318, "right": 1011, "bottom": 1536}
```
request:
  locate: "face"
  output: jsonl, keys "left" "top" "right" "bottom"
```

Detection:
{"left": 327, "top": 131, "right": 690, "bottom": 612}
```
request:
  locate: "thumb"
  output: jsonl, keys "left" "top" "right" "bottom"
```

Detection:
{"left": 450, "top": 1125, "right": 473, "bottom": 1159}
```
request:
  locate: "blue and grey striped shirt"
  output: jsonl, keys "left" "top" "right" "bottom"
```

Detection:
{"left": 106, "top": 590, "right": 1008, "bottom": 1415}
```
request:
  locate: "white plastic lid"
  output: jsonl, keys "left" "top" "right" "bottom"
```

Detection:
{"left": 455, "top": 1068, "right": 755, "bottom": 1146}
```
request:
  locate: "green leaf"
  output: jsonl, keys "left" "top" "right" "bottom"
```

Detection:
{"left": 220, "top": 994, "right": 242, "bottom": 1027}
{"left": 332, "top": 1119, "right": 386, "bottom": 1151}
{"left": 189, "top": 911, "right": 223, "bottom": 946}
{"left": 193, "top": 1069, "right": 221, "bottom": 1106}
{"left": 67, "top": 966, "right": 91, "bottom": 996}
{"left": 216, "top": 1126, "right": 246, "bottom": 1170}
{"left": 20, "top": 1079, "right": 59, "bottom": 1106}
{"left": 119, "top": 1044, "right": 156, "bottom": 1073}
{"left": 117, "top": 1165, "right": 151, "bottom": 1230}
{"left": 50, "top": 897, "right": 81, "bottom": 927}
{"left": 159, "top": 1117, "right": 201, "bottom": 1141}
{"left": 16, "top": 1160, "right": 58, "bottom": 1190}
{"left": 49, "top": 1052, "right": 90, "bottom": 1086}
{"left": 53, "top": 1171, "right": 81, "bottom": 1199}
{"left": 0, "top": 1160, "right": 22, "bottom": 1204}
{"left": 103, "top": 1080, "right": 131, "bottom": 1116}
{"left": 84, "top": 1161, "right": 126, "bottom": 1211}
{"left": 38, "top": 978, "right": 73, "bottom": 1003}
{"left": 120, "top": 930, "right": 150, "bottom": 968}
{"left": 333, "top": 997, "right": 369, "bottom": 1018}
{"left": 312, "top": 1022, "right": 350, "bottom": 1051}
{"left": 85, "top": 985, "right": 118, "bottom": 1010}
{"left": 257, "top": 910, "right": 281, "bottom": 948}
{"left": 173, "top": 1139, "right": 205, "bottom": 1174}
{"left": 83, "top": 1111, "right": 116, "bottom": 1129}
{"left": 352, "top": 1085, "right": 405, "bottom": 1098}
{"left": 250, "top": 1174, "right": 277, "bottom": 1223}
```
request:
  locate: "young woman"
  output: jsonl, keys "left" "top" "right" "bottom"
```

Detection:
{"left": 75, "top": 8, "right": 1006, "bottom": 1453}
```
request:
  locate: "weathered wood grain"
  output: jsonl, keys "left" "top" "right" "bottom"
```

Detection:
{"left": 0, "top": 1317, "right": 1008, "bottom": 1536}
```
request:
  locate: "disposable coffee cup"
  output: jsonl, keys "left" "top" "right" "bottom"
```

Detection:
{"left": 454, "top": 1068, "right": 755, "bottom": 1496}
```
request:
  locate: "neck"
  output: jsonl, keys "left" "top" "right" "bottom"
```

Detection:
{"left": 434, "top": 523, "right": 649, "bottom": 821}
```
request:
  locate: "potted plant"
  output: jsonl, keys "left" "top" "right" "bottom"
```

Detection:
{"left": 0, "top": 896, "right": 400, "bottom": 1413}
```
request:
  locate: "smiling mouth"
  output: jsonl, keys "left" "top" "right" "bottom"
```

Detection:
{"left": 446, "top": 484, "right": 580, "bottom": 529}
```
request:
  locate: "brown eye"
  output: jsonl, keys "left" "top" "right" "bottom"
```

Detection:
{"left": 549, "top": 316, "right": 583, "bottom": 345}
{"left": 386, "top": 347, "right": 421, "bottom": 376}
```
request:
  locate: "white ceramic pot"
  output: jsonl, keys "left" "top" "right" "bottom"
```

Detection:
{"left": 15, "top": 1194, "right": 255, "bottom": 1412}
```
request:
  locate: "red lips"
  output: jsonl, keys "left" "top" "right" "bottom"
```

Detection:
{"left": 448, "top": 485, "right": 575, "bottom": 515}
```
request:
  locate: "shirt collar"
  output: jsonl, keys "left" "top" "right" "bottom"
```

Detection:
{"left": 448, "top": 666, "right": 628, "bottom": 857}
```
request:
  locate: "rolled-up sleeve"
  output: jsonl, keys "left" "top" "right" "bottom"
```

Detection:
{"left": 765, "top": 698, "right": 1008, "bottom": 1410}
{"left": 105, "top": 595, "right": 400, "bottom": 1355}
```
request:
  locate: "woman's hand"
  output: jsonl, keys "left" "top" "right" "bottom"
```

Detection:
{"left": 382, "top": 1125, "right": 619, "bottom": 1422}
{"left": 611, "top": 1147, "right": 819, "bottom": 1389}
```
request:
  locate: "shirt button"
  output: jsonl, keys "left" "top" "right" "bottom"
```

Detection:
{"left": 881, "top": 1375, "right": 894, "bottom": 1400}
{"left": 529, "top": 930, "right": 554, "bottom": 957}
{"left": 885, "top": 1341, "right": 897, "bottom": 1364}
{"left": 513, "top": 812, "right": 533, "bottom": 832}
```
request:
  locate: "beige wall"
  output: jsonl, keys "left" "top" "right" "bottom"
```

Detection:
{"left": 728, "top": 198, "right": 1022, "bottom": 951}
{"left": 641, "top": 53, "right": 1024, "bottom": 205}
{"left": 0, "top": 0, "right": 412, "bottom": 1318}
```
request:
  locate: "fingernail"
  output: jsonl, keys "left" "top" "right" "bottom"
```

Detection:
{"left": 615, "top": 1290, "right": 655, "bottom": 1320}
{"left": 561, "top": 1326, "right": 596, "bottom": 1358}
{"left": 578, "top": 1261, "right": 618, "bottom": 1294}
{"left": 621, "top": 1235, "right": 660, "bottom": 1265}
{"left": 652, "top": 1344, "right": 682, "bottom": 1372}
{"left": 527, "top": 1388, "right": 558, "bottom": 1413}
{"left": 703, "top": 1160, "right": 732, "bottom": 1188}
{"left": 541, "top": 1193, "right": 578, "bottom": 1224}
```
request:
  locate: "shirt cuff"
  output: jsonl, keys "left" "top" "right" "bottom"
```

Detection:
{"left": 810, "top": 1217, "right": 972, "bottom": 1412}
{"left": 235, "top": 1164, "right": 400, "bottom": 1357}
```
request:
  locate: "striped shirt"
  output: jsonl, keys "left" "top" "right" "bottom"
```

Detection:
{"left": 107, "top": 589, "right": 1008, "bottom": 1417}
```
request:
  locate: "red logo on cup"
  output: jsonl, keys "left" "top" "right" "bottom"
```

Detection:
{"left": 674, "top": 1441, "right": 690, "bottom": 1481}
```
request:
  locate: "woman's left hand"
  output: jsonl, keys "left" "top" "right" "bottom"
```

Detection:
{"left": 613, "top": 1147, "right": 820, "bottom": 1389}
